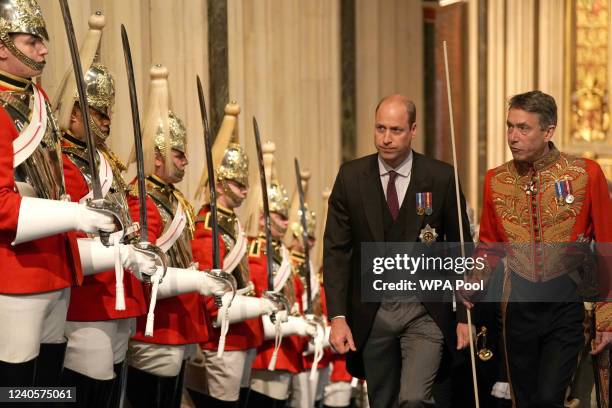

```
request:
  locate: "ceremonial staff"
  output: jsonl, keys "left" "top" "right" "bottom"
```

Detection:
{"left": 59, "top": 0, "right": 122, "bottom": 246}
{"left": 443, "top": 40, "right": 480, "bottom": 407}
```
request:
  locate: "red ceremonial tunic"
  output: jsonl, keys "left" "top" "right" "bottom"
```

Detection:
{"left": 61, "top": 139, "right": 147, "bottom": 321}
{"left": 329, "top": 354, "right": 352, "bottom": 383}
{"left": 128, "top": 176, "right": 210, "bottom": 345}
{"left": 0, "top": 78, "right": 82, "bottom": 294}
{"left": 477, "top": 144, "right": 612, "bottom": 330}
{"left": 192, "top": 205, "right": 265, "bottom": 351}
{"left": 252, "top": 261, "right": 307, "bottom": 374}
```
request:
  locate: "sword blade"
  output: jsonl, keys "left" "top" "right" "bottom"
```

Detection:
{"left": 120, "top": 24, "right": 148, "bottom": 243}
{"left": 196, "top": 76, "right": 221, "bottom": 269}
{"left": 59, "top": 0, "right": 102, "bottom": 199}
{"left": 253, "top": 118, "right": 275, "bottom": 292}
{"left": 294, "top": 158, "right": 312, "bottom": 314}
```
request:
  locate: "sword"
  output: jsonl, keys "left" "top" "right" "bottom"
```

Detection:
{"left": 294, "top": 158, "right": 312, "bottom": 315}
{"left": 196, "top": 76, "right": 236, "bottom": 306}
{"left": 59, "top": 0, "right": 122, "bottom": 246}
{"left": 253, "top": 118, "right": 290, "bottom": 317}
{"left": 120, "top": 24, "right": 166, "bottom": 283}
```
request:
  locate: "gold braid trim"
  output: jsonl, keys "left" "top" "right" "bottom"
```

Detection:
{"left": 595, "top": 302, "right": 612, "bottom": 332}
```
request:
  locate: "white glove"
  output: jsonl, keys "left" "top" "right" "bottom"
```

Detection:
{"left": 156, "top": 267, "right": 229, "bottom": 299}
{"left": 263, "top": 314, "right": 316, "bottom": 339}
{"left": 77, "top": 238, "right": 157, "bottom": 278}
{"left": 214, "top": 294, "right": 277, "bottom": 327}
{"left": 122, "top": 245, "right": 158, "bottom": 280}
{"left": 13, "top": 197, "right": 115, "bottom": 245}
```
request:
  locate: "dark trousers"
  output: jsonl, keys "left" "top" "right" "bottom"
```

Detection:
{"left": 505, "top": 301, "right": 584, "bottom": 408}
{"left": 362, "top": 302, "right": 444, "bottom": 408}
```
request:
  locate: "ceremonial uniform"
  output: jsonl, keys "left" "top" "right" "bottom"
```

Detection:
{"left": 476, "top": 142, "right": 612, "bottom": 406}
{"left": 250, "top": 243, "right": 307, "bottom": 403}
{"left": 188, "top": 204, "right": 264, "bottom": 405}
{"left": 49, "top": 16, "right": 153, "bottom": 403}
{"left": 291, "top": 255, "right": 332, "bottom": 408}
{"left": 124, "top": 64, "right": 212, "bottom": 408}
{"left": 0, "top": 0, "right": 89, "bottom": 386}
{"left": 126, "top": 174, "right": 207, "bottom": 403}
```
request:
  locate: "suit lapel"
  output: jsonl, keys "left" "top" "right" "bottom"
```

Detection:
{"left": 402, "top": 152, "right": 426, "bottom": 242}
{"left": 359, "top": 155, "right": 385, "bottom": 242}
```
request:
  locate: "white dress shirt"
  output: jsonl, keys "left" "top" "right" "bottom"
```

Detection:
{"left": 378, "top": 151, "right": 413, "bottom": 207}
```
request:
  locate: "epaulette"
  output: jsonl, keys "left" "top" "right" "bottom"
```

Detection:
{"left": 249, "top": 238, "right": 262, "bottom": 257}
{"left": 195, "top": 211, "right": 211, "bottom": 229}
{"left": 127, "top": 183, "right": 139, "bottom": 199}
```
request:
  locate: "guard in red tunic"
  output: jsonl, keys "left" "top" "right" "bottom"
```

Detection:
{"left": 186, "top": 102, "right": 280, "bottom": 408}
{"left": 0, "top": 0, "right": 116, "bottom": 387}
{"left": 465, "top": 90, "right": 612, "bottom": 407}
{"left": 124, "top": 64, "right": 228, "bottom": 408}
{"left": 54, "top": 13, "right": 160, "bottom": 407}
{"left": 248, "top": 142, "right": 318, "bottom": 407}
{"left": 288, "top": 213, "right": 331, "bottom": 408}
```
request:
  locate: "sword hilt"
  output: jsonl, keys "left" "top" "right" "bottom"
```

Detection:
{"left": 86, "top": 198, "right": 125, "bottom": 247}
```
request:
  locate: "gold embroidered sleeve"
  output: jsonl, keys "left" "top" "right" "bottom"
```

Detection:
{"left": 595, "top": 302, "right": 612, "bottom": 332}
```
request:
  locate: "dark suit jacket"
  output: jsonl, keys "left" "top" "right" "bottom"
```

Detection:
{"left": 323, "top": 151, "right": 472, "bottom": 378}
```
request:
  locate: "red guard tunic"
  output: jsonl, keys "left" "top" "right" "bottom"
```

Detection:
{"left": 0, "top": 73, "right": 82, "bottom": 294}
{"left": 128, "top": 175, "right": 209, "bottom": 344}
{"left": 192, "top": 205, "right": 264, "bottom": 351}
{"left": 61, "top": 134, "right": 147, "bottom": 321}
{"left": 251, "top": 240, "right": 306, "bottom": 374}
{"left": 477, "top": 143, "right": 612, "bottom": 330}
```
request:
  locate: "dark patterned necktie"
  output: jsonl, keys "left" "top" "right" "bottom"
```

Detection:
{"left": 387, "top": 171, "right": 399, "bottom": 220}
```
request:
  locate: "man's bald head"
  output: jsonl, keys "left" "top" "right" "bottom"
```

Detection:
{"left": 375, "top": 94, "right": 416, "bottom": 127}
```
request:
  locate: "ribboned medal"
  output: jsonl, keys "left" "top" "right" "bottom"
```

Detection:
{"left": 564, "top": 179, "right": 574, "bottom": 204}
{"left": 419, "top": 224, "right": 438, "bottom": 245}
{"left": 416, "top": 193, "right": 425, "bottom": 216}
{"left": 425, "top": 192, "right": 433, "bottom": 215}
{"left": 554, "top": 180, "right": 565, "bottom": 205}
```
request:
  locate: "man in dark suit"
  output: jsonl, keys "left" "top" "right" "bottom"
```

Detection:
{"left": 323, "top": 94, "right": 472, "bottom": 408}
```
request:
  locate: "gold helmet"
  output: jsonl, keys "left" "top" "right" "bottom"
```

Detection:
{"left": 135, "top": 64, "right": 187, "bottom": 176}
{"left": 244, "top": 140, "right": 289, "bottom": 237}
{"left": 53, "top": 12, "right": 112, "bottom": 143}
{"left": 290, "top": 203, "right": 316, "bottom": 239}
{"left": 268, "top": 181, "right": 289, "bottom": 219}
{"left": 0, "top": 0, "right": 47, "bottom": 72}
{"left": 157, "top": 110, "right": 187, "bottom": 154}
{"left": 197, "top": 101, "right": 248, "bottom": 203}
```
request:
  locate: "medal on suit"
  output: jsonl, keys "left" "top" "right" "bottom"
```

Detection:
{"left": 563, "top": 179, "right": 574, "bottom": 204}
{"left": 416, "top": 192, "right": 432, "bottom": 216}
{"left": 419, "top": 224, "right": 438, "bottom": 245}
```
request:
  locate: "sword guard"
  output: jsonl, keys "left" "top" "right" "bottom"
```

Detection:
{"left": 264, "top": 291, "right": 291, "bottom": 323}
{"left": 132, "top": 241, "right": 167, "bottom": 284}
{"left": 86, "top": 198, "right": 125, "bottom": 246}
{"left": 207, "top": 269, "right": 237, "bottom": 308}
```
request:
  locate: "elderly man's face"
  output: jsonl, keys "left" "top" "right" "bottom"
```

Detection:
{"left": 506, "top": 108, "right": 555, "bottom": 163}
{"left": 374, "top": 100, "right": 416, "bottom": 168}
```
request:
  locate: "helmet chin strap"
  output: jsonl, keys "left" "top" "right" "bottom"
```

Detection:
{"left": 0, "top": 35, "right": 45, "bottom": 72}
{"left": 89, "top": 116, "right": 109, "bottom": 144}
{"left": 220, "top": 179, "right": 244, "bottom": 205}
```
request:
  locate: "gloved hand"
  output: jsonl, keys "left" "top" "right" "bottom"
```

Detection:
{"left": 13, "top": 197, "right": 116, "bottom": 245}
{"left": 75, "top": 204, "right": 116, "bottom": 234}
{"left": 201, "top": 273, "right": 231, "bottom": 297}
{"left": 121, "top": 245, "right": 158, "bottom": 281}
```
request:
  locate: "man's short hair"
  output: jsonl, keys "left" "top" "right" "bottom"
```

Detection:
{"left": 375, "top": 96, "right": 417, "bottom": 126}
{"left": 508, "top": 90, "right": 557, "bottom": 129}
